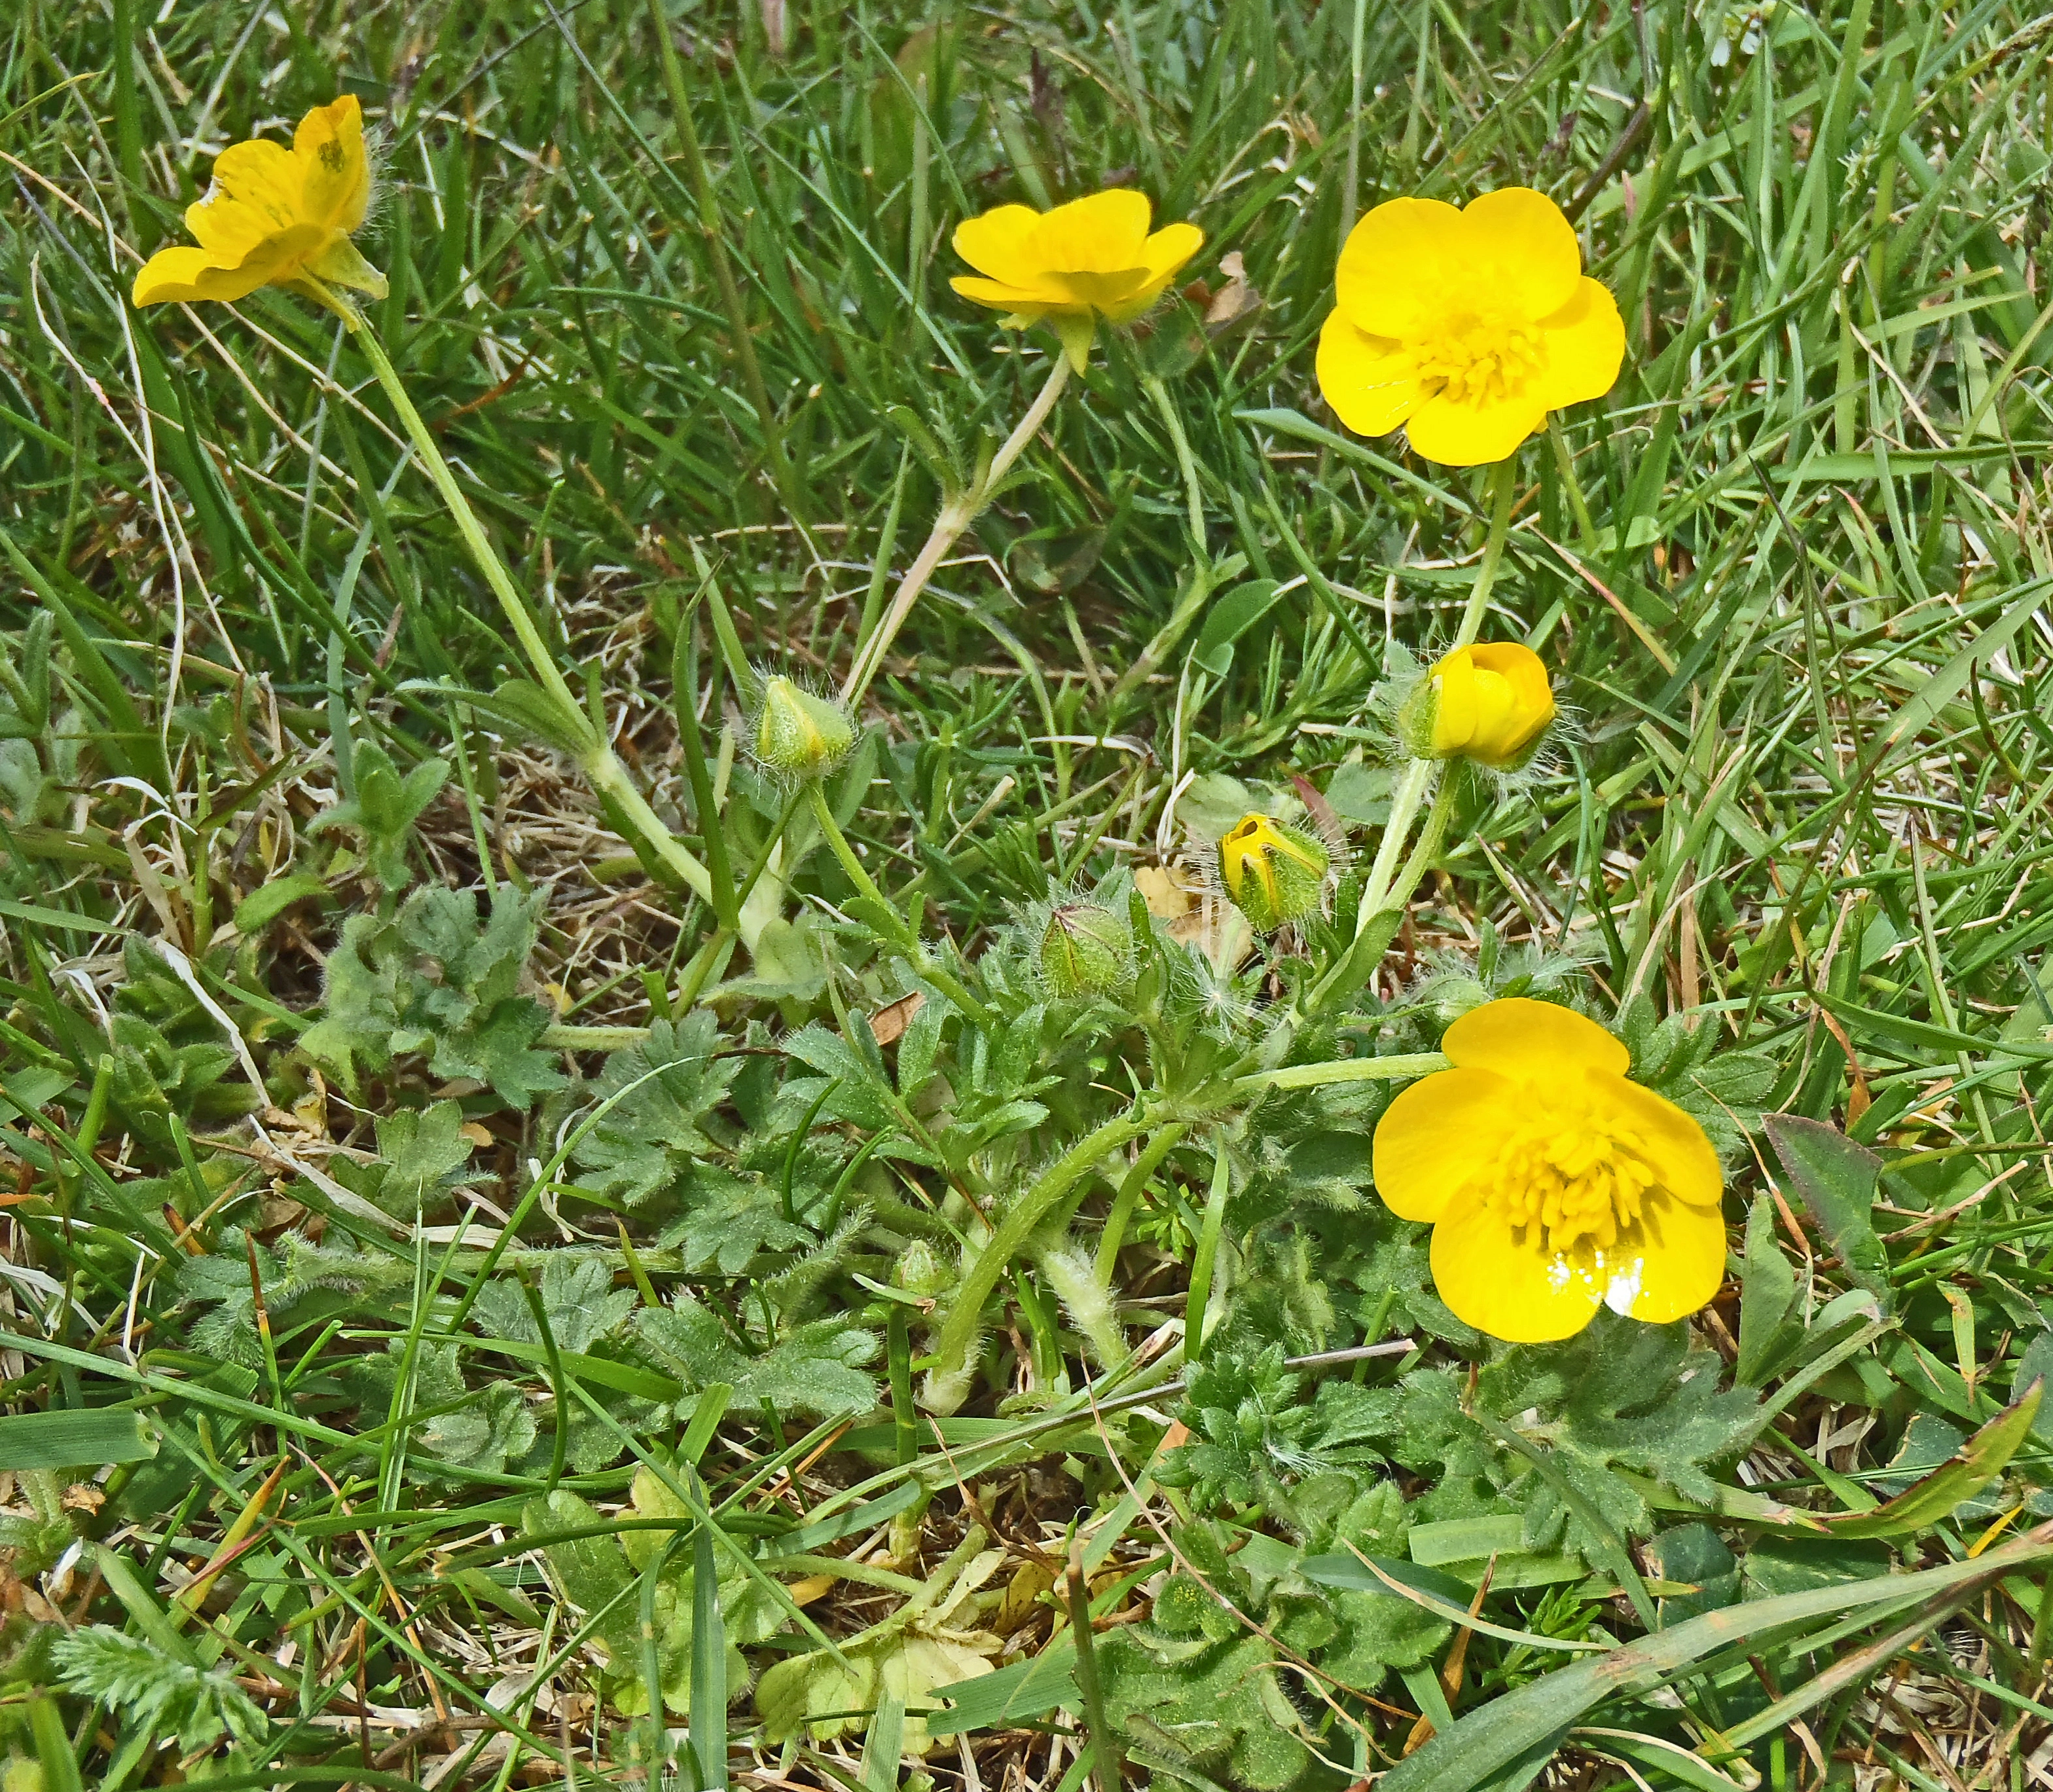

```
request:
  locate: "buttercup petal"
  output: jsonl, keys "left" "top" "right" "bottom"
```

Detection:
{"left": 132, "top": 246, "right": 234, "bottom": 308}
{"left": 1142, "top": 221, "right": 1205, "bottom": 282}
{"left": 1466, "top": 643, "right": 1553, "bottom": 725}
{"left": 953, "top": 205, "right": 1045, "bottom": 281}
{"left": 1404, "top": 387, "right": 1547, "bottom": 467}
{"left": 185, "top": 139, "right": 300, "bottom": 256}
{"left": 1430, "top": 1188, "right": 1604, "bottom": 1342}
{"left": 1045, "top": 266, "right": 1153, "bottom": 312}
{"left": 1100, "top": 267, "right": 1182, "bottom": 323}
{"left": 1612, "top": 1191, "right": 1727, "bottom": 1323}
{"left": 1315, "top": 311, "right": 1421, "bottom": 438}
{"left": 295, "top": 94, "right": 372, "bottom": 233}
{"left": 951, "top": 274, "right": 1064, "bottom": 314}
{"left": 1428, "top": 646, "right": 1481, "bottom": 756}
{"left": 1442, "top": 998, "right": 1629, "bottom": 1079}
{"left": 134, "top": 226, "right": 324, "bottom": 306}
{"left": 1459, "top": 187, "right": 1581, "bottom": 322}
{"left": 1601, "top": 1075, "right": 1724, "bottom": 1207}
{"left": 1026, "top": 189, "right": 1153, "bottom": 275}
{"left": 1334, "top": 196, "right": 1467, "bottom": 339}
{"left": 1371, "top": 1067, "right": 1514, "bottom": 1223}
{"left": 1538, "top": 276, "right": 1626, "bottom": 408}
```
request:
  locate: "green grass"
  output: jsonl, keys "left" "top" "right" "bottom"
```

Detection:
{"left": 4, "top": 0, "right": 2053, "bottom": 1787}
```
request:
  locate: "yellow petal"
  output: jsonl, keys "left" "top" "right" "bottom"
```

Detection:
{"left": 1026, "top": 189, "right": 1153, "bottom": 274}
{"left": 1428, "top": 647, "right": 1480, "bottom": 756}
{"left": 1404, "top": 387, "right": 1548, "bottom": 467}
{"left": 1371, "top": 1067, "right": 1514, "bottom": 1223}
{"left": 1099, "top": 222, "right": 1205, "bottom": 323}
{"left": 294, "top": 94, "right": 372, "bottom": 233}
{"left": 1045, "top": 266, "right": 1152, "bottom": 311}
{"left": 1466, "top": 643, "right": 1553, "bottom": 733}
{"left": 1334, "top": 196, "right": 1467, "bottom": 339}
{"left": 1442, "top": 998, "right": 1628, "bottom": 1078}
{"left": 132, "top": 246, "right": 233, "bottom": 307}
{"left": 1429, "top": 1188, "right": 1603, "bottom": 1342}
{"left": 1142, "top": 221, "right": 1205, "bottom": 282}
{"left": 1612, "top": 1190, "right": 1727, "bottom": 1323}
{"left": 954, "top": 204, "right": 1045, "bottom": 281}
{"left": 1538, "top": 276, "right": 1626, "bottom": 409}
{"left": 1602, "top": 1075, "right": 1723, "bottom": 1207}
{"left": 186, "top": 138, "right": 300, "bottom": 257}
{"left": 1458, "top": 187, "right": 1581, "bottom": 323}
{"left": 950, "top": 274, "right": 1059, "bottom": 316}
{"left": 132, "top": 226, "right": 325, "bottom": 306}
{"left": 1315, "top": 310, "right": 1421, "bottom": 439}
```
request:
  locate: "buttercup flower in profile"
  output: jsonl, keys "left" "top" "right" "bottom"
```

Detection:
{"left": 1403, "top": 642, "right": 1555, "bottom": 769}
{"left": 132, "top": 96, "right": 386, "bottom": 318}
{"left": 1216, "top": 814, "right": 1329, "bottom": 934}
{"left": 1316, "top": 188, "right": 1623, "bottom": 467}
{"left": 1372, "top": 998, "right": 1724, "bottom": 1343}
{"left": 951, "top": 191, "right": 1204, "bottom": 371}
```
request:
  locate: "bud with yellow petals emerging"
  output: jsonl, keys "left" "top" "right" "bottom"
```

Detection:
{"left": 1402, "top": 642, "right": 1555, "bottom": 770}
{"left": 1036, "top": 901, "right": 1132, "bottom": 998}
{"left": 1216, "top": 814, "right": 1330, "bottom": 934}
{"left": 751, "top": 676, "right": 854, "bottom": 780}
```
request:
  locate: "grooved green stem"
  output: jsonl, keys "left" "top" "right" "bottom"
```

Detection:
{"left": 1454, "top": 458, "right": 1519, "bottom": 648}
{"left": 348, "top": 314, "right": 714, "bottom": 903}
{"left": 843, "top": 356, "right": 1070, "bottom": 705}
{"left": 929, "top": 1106, "right": 1158, "bottom": 1400}
{"left": 805, "top": 782, "right": 991, "bottom": 1025}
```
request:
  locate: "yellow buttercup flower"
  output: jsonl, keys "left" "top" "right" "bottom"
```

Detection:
{"left": 951, "top": 191, "right": 1204, "bottom": 371}
{"left": 132, "top": 96, "right": 387, "bottom": 318}
{"left": 1408, "top": 642, "right": 1555, "bottom": 769}
{"left": 1373, "top": 999, "right": 1724, "bottom": 1344}
{"left": 1316, "top": 188, "right": 1623, "bottom": 467}
{"left": 1216, "top": 814, "right": 1328, "bottom": 934}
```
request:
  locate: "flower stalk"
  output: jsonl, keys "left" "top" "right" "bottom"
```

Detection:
{"left": 841, "top": 355, "right": 1070, "bottom": 706}
{"left": 345, "top": 308, "right": 714, "bottom": 903}
{"left": 803, "top": 782, "right": 992, "bottom": 1027}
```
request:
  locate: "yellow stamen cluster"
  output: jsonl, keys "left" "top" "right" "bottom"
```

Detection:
{"left": 1487, "top": 1114, "right": 1656, "bottom": 1255}
{"left": 1411, "top": 317, "right": 1544, "bottom": 408}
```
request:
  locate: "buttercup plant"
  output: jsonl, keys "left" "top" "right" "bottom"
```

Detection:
{"left": 1401, "top": 641, "right": 1556, "bottom": 770}
{"left": 130, "top": 97, "right": 718, "bottom": 917}
{"left": 1315, "top": 187, "right": 1623, "bottom": 469}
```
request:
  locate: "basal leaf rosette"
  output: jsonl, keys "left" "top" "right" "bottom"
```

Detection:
{"left": 1317, "top": 187, "right": 1624, "bottom": 467}
{"left": 1373, "top": 998, "right": 1726, "bottom": 1343}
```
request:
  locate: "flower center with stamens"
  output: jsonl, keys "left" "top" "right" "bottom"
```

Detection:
{"left": 1483, "top": 1110, "right": 1658, "bottom": 1256}
{"left": 1411, "top": 316, "right": 1544, "bottom": 407}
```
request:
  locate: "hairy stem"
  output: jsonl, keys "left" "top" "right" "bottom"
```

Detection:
{"left": 349, "top": 314, "right": 714, "bottom": 904}
{"left": 843, "top": 355, "right": 1070, "bottom": 705}
{"left": 925, "top": 1106, "right": 1157, "bottom": 1411}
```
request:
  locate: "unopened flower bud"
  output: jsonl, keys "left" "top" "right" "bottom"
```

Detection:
{"left": 752, "top": 676, "right": 854, "bottom": 779}
{"left": 1038, "top": 902, "right": 1131, "bottom": 998}
{"left": 1402, "top": 642, "right": 1554, "bottom": 769}
{"left": 1217, "top": 813, "right": 1329, "bottom": 933}
{"left": 893, "top": 1239, "right": 952, "bottom": 1300}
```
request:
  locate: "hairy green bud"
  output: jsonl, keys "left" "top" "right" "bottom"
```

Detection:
{"left": 1037, "top": 902, "right": 1131, "bottom": 997}
{"left": 752, "top": 676, "right": 854, "bottom": 780}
